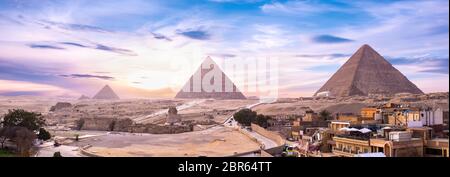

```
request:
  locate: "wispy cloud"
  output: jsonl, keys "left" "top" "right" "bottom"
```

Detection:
{"left": 59, "top": 42, "right": 89, "bottom": 48}
{"left": 0, "top": 58, "right": 80, "bottom": 89}
{"left": 29, "top": 41, "right": 137, "bottom": 56}
{"left": 295, "top": 53, "right": 350, "bottom": 58}
{"left": 312, "top": 35, "right": 353, "bottom": 44}
{"left": 260, "top": 0, "right": 352, "bottom": 15}
{"left": 240, "top": 24, "right": 295, "bottom": 50}
{"left": 208, "top": 53, "right": 237, "bottom": 58}
{"left": 0, "top": 0, "right": 447, "bottom": 97}
{"left": 177, "top": 29, "right": 211, "bottom": 40}
{"left": 0, "top": 14, "right": 24, "bottom": 25}
{"left": 28, "top": 44, "right": 65, "bottom": 50}
{"left": 39, "top": 20, "right": 112, "bottom": 33}
{"left": 388, "top": 56, "right": 449, "bottom": 74}
{"left": 151, "top": 32, "right": 172, "bottom": 41}
{"left": 95, "top": 44, "right": 137, "bottom": 56}
{"left": 209, "top": 0, "right": 262, "bottom": 3}
{"left": 59, "top": 74, "right": 115, "bottom": 80}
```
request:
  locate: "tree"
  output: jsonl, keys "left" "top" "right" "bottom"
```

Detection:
{"left": 319, "top": 110, "right": 333, "bottom": 121}
{"left": 109, "top": 120, "right": 116, "bottom": 131}
{"left": 38, "top": 128, "right": 51, "bottom": 141}
{"left": 11, "top": 127, "right": 36, "bottom": 157}
{"left": 2, "top": 109, "right": 46, "bottom": 131}
{"left": 233, "top": 109, "right": 272, "bottom": 128}
{"left": 255, "top": 114, "right": 271, "bottom": 128}
{"left": 233, "top": 109, "right": 257, "bottom": 126}
{"left": 76, "top": 118, "right": 85, "bottom": 130}
{"left": 53, "top": 151, "right": 62, "bottom": 157}
{"left": 0, "top": 127, "right": 13, "bottom": 149}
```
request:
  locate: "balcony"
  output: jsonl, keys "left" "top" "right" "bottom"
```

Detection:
{"left": 335, "top": 134, "right": 370, "bottom": 141}
{"left": 332, "top": 147, "right": 357, "bottom": 157}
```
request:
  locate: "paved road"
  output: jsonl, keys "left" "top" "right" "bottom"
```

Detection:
{"left": 223, "top": 102, "right": 279, "bottom": 150}
{"left": 242, "top": 128, "right": 278, "bottom": 149}
{"left": 133, "top": 99, "right": 205, "bottom": 123}
{"left": 35, "top": 144, "right": 83, "bottom": 157}
{"left": 35, "top": 133, "right": 108, "bottom": 157}
{"left": 223, "top": 102, "right": 263, "bottom": 126}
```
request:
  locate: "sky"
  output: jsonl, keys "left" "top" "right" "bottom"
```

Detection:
{"left": 0, "top": 0, "right": 448, "bottom": 98}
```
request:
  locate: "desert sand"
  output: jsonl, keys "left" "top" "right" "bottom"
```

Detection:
{"left": 71, "top": 126, "right": 260, "bottom": 157}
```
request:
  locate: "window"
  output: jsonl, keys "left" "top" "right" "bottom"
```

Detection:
{"left": 364, "top": 148, "right": 369, "bottom": 153}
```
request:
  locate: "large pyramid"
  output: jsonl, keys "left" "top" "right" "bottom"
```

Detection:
{"left": 92, "top": 85, "right": 120, "bottom": 100}
{"left": 175, "top": 57, "right": 246, "bottom": 99}
{"left": 315, "top": 44, "right": 423, "bottom": 97}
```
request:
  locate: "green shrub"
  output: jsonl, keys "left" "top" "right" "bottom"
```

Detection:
{"left": 53, "top": 151, "right": 62, "bottom": 157}
{"left": 38, "top": 128, "right": 51, "bottom": 141}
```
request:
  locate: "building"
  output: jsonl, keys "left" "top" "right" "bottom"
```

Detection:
{"left": 303, "top": 110, "right": 319, "bottom": 122}
{"left": 424, "top": 138, "right": 449, "bottom": 157}
{"left": 444, "top": 111, "right": 449, "bottom": 126}
{"left": 333, "top": 135, "right": 371, "bottom": 157}
{"left": 379, "top": 105, "right": 424, "bottom": 127}
{"left": 386, "top": 109, "right": 414, "bottom": 126}
{"left": 376, "top": 103, "right": 447, "bottom": 128}
{"left": 332, "top": 128, "right": 424, "bottom": 157}
{"left": 291, "top": 125, "right": 301, "bottom": 140}
{"left": 316, "top": 91, "right": 330, "bottom": 97}
{"left": 290, "top": 110, "right": 329, "bottom": 140}
{"left": 336, "top": 113, "right": 361, "bottom": 124}
{"left": 297, "top": 128, "right": 333, "bottom": 156}
{"left": 407, "top": 127, "right": 449, "bottom": 157}
{"left": 421, "top": 107, "right": 445, "bottom": 126}
{"left": 361, "top": 107, "right": 378, "bottom": 119}
{"left": 336, "top": 113, "right": 377, "bottom": 125}
{"left": 329, "top": 121, "right": 350, "bottom": 133}
{"left": 369, "top": 137, "right": 423, "bottom": 157}
{"left": 299, "top": 101, "right": 449, "bottom": 157}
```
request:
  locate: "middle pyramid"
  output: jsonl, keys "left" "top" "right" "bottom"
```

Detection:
{"left": 175, "top": 57, "right": 246, "bottom": 99}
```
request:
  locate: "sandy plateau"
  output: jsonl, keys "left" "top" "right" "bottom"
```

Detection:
{"left": 71, "top": 126, "right": 260, "bottom": 157}
{"left": 0, "top": 96, "right": 261, "bottom": 157}
{"left": 1, "top": 92, "right": 447, "bottom": 157}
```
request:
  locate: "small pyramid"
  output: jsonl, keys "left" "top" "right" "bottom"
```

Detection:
{"left": 315, "top": 44, "right": 423, "bottom": 97}
{"left": 93, "top": 85, "right": 120, "bottom": 100}
{"left": 78, "top": 95, "right": 90, "bottom": 100}
{"left": 175, "top": 57, "right": 246, "bottom": 99}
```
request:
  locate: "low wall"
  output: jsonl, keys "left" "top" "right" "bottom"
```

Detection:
{"left": 228, "top": 149, "right": 261, "bottom": 157}
{"left": 79, "top": 147, "right": 103, "bottom": 157}
{"left": 260, "top": 150, "right": 274, "bottom": 157}
{"left": 78, "top": 118, "right": 192, "bottom": 134}
{"left": 80, "top": 118, "right": 115, "bottom": 131}
{"left": 264, "top": 145, "right": 285, "bottom": 156}
{"left": 227, "top": 145, "right": 283, "bottom": 157}
{"left": 130, "top": 124, "right": 192, "bottom": 134}
{"left": 251, "top": 123, "right": 286, "bottom": 146}
{"left": 237, "top": 127, "right": 262, "bottom": 145}
{"left": 114, "top": 119, "right": 133, "bottom": 132}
